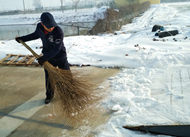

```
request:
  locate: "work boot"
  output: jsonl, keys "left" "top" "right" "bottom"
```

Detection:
{"left": 45, "top": 96, "right": 53, "bottom": 104}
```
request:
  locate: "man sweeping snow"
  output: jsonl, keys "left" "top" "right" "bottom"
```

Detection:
{"left": 15, "top": 12, "right": 70, "bottom": 104}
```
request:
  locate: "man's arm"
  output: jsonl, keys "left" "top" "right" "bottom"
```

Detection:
{"left": 16, "top": 23, "right": 40, "bottom": 42}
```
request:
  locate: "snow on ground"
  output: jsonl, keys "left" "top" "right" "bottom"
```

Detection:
{"left": 0, "top": 2, "right": 190, "bottom": 137}
{"left": 0, "top": 6, "right": 108, "bottom": 25}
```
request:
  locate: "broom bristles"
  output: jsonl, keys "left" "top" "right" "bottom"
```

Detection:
{"left": 43, "top": 62, "right": 100, "bottom": 125}
{"left": 19, "top": 41, "right": 100, "bottom": 126}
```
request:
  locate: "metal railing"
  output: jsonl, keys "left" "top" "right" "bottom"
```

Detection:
{"left": 0, "top": 21, "right": 96, "bottom": 40}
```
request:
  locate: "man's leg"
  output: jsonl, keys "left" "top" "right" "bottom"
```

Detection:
{"left": 44, "top": 58, "right": 68, "bottom": 104}
{"left": 44, "top": 69, "right": 54, "bottom": 104}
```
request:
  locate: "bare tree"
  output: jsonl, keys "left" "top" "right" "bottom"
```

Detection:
{"left": 23, "top": 0, "right": 26, "bottom": 13}
{"left": 60, "top": 0, "right": 64, "bottom": 13}
{"left": 33, "top": 0, "right": 43, "bottom": 11}
{"left": 71, "top": 0, "right": 80, "bottom": 12}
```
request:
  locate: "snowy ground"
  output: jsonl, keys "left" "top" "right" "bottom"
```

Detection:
{"left": 0, "top": 7, "right": 108, "bottom": 40}
{"left": 0, "top": 2, "right": 190, "bottom": 137}
{"left": 0, "top": 7, "right": 108, "bottom": 25}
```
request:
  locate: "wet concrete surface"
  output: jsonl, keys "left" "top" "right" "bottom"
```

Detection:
{"left": 0, "top": 66, "right": 119, "bottom": 137}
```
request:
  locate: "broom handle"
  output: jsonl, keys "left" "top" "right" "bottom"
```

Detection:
{"left": 19, "top": 40, "right": 40, "bottom": 59}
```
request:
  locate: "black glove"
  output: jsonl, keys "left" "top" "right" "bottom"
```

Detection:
{"left": 15, "top": 37, "right": 23, "bottom": 43}
{"left": 37, "top": 57, "right": 46, "bottom": 66}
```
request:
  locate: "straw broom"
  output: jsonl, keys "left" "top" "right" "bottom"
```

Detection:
{"left": 19, "top": 40, "right": 100, "bottom": 124}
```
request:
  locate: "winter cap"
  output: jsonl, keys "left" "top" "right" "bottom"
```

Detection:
{"left": 40, "top": 12, "right": 57, "bottom": 28}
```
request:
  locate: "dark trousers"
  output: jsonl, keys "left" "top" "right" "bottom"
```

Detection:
{"left": 44, "top": 57, "right": 70, "bottom": 98}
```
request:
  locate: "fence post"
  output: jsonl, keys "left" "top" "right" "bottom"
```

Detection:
{"left": 77, "top": 26, "right": 80, "bottom": 35}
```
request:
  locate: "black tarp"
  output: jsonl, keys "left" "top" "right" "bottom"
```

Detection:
{"left": 155, "top": 30, "right": 179, "bottom": 38}
{"left": 123, "top": 125, "right": 190, "bottom": 137}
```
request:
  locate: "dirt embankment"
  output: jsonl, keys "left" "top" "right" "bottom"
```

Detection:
{"left": 89, "top": 1, "right": 150, "bottom": 34}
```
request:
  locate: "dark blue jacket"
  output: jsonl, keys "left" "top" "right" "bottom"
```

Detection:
{"left": 21, "top": 23, "right": 67, "bottom": 61}
{"left": 20, "top": 12, "right": 69, "bottom": 70}
{"left": 20, "top": 13, "right": 68, "bottom": 66}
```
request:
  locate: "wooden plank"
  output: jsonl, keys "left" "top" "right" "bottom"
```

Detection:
{"left": 7, "top": 55, "right": 19, "bottom": 64}
{"left": 0, "top": 54, "right": 12, "bottom": 64}
{"left": 0, "top": 63, "right": 39, "bottom": 67}
{"left": 16, "top": 56, "right": 28, "bottom": 64}
{"left": 8, "top": 54, "right": 33, "bottom": 57}
{"left": 0, "top": 54, "right": 39, "bottom": 67}
{"left": 26, "top": 57, "right": 36, "bottom": 64}
{"left": 7, "top": 54, "right": 24, "bottom": 57}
